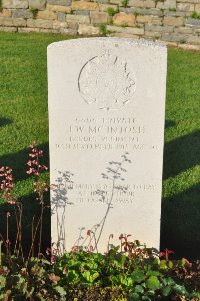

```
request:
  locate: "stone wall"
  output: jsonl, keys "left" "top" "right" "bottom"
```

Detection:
{"left": 0, "top": 0, "right": 200, "bottom": 50}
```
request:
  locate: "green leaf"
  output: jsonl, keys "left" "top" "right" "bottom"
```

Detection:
{"left": 146, "top": 276, "right": 160, "bottom": 290}
{"left": 132, "top": 270, "right": 145, "bottom": 283}
{"left": 142, "top": 296, "right": 151, "bottom": 301}
{"left": 162, "top": 286, "right": 171, "bottom": 296}
{"left": 54, "top": 285, "right": 66, "bottom": 297}
{"left": 168, "top": 260, "right": 173, "bottom": 268}
{"left": 166, "top": 277, "right": 175, "bottom": 286}
{"left": 0, "top": 276, "right": 6, "bottom": 289}
{"left": 128, "top": 292, "right": 140, "bottom": 300}
{"left": 119, "top": 253, "right": 126, "bottom": 265}
{"left": 159, "top": 260, "right": 167, "bottom": 269}
{"left": 134, "top": 285, "right": 144, "bottom": 294}
{"left": 173, "top": 284, "right": 187, "bottom": 295}
{"left": 146, "top": 270, "right": 160, "bottom": 277}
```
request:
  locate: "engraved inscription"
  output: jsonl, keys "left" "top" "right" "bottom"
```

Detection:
{"left": 78, "top": 54, "right": 136, "bottom": 110}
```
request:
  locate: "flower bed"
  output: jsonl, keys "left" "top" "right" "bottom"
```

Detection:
{"left": 0, "top": 144, "right": 199, "bottom": 300}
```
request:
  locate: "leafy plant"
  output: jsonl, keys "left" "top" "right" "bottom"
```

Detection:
{"left": 107, "top": 7, "right": 119, "bottom": 17}
{"left": 191, "top": 11, "right": 200, "bottom": 19}
{"left": 99, "top": 24, "right": 108, "bottom": 35}
{"left": 121, "top": 0, "right": 129, "bottom": 7}
{"left": 0, "top": 0, "right": 3, "bottom": 13}
{"left": 29, "top": 6, "right": 39, "bottom": 19}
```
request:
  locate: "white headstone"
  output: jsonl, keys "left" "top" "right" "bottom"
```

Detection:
{"left": 48, "top": 38, "right": 167, "bottom": 253}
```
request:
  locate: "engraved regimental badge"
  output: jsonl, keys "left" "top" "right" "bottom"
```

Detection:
{"left": 78, "top": 53, "right": 136, "bottom": 111}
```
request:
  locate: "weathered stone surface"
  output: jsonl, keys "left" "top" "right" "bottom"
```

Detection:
{"left": 178, "top": 43, "right": 200, "bottom": 50}
{"left": 39, "top": 28, "right": 52, "bottom": 32}
{"left": 129, "top": 0, "right": 155, "bottom": 8}
{"left": 18, "top": 26, "right": 40, "bottom": 31}
{"left": 177, "top": 0, "right": 199, "bottom": 3}
{"left": 37, "top": 9, "right": 56, "bottom": 20}
{"left": 74, "top": 10, "right": 90, "bottom": 15}
{"left": 48, "top": 38, "right": 167, "bottom": 252}
{"left": 99, "top": 3, "right": 118, "bottom": 12}
{"left": 2, "top": 0, "right": 28, "bottom": 9}
{"left": 12, "top": 17, "right": 26, "bottom": 25}
{"left": 53, "top": 20, "right": 68, "bottom": 29}
{"left": 107, "top": 24, "right": 125, "bottom": 32}
{"left": 0, "top": 25, "right": 17, "bottom": 31}
{"left": 124, "top": 26, "right": 144, "bottom": 34}
{"left": 128, "top": 0, "right": 143, "bottom": 7}
{"left": 145, "top": 31, "right": 161, "bottom": 38}
{"left": 136, "top": 15, "right": 152, "bottom": 23}
{"left": 187, "top": 35, "right": 200, "bottom": 44}
{"left": 162, "top": 33, "right": 189, "bottom": 42}
{"left": 0, "top": 8, "right": 11, "bottom": 17}
{"left": 195, "top": 4, "right": 200, "bottom": 13}
{"left": 107, "top": 24, "right": 144, "bottom": 34}
{"left": 60, "top": 27, "right": 77, "bottom": 34}
{"left": 109, "top": 0, "right": 122, "bottom": 4}
{"left": 119, "top": 7, "right": 134, "bottom": 13}
{"left": 164, "top": 11, "right": 186, "bottom": 17}
{"left": 47, "top": 0, "right": 71, "bottom": 6}
{"left": 174, "top": 26, "right": 193, "bottom": 33}
{"left": 145, "top": 24, "right": 174, "bottom": 32}
{"left": 144, "top": 0, "right": 156, "bottom": 8}
{"left": 66, "top": 14, "right": 90, "bottom": 24}
{"left": 139, "top": 8, "right": 164, "bottom": 16}
{"left": 151, "top": 16, "right": 162, "bottom": 25}
{"left": 90, "top": 11, "right": 108, "bottom": 24}
{"left": 57, "top": 12, "right": 65, "bottom": 22}
{"left": 29, "top": 0, "right": 46, "bottom": 10}
{"left": 27, "top": 18, "right": 53, "bottom": 27}
{"left": 163, "top": 40, "right": 177, "bottom": 47}
{"left": 78, "top": 23, "right": 99, "bottom": 34}
{"left": 0, "top": 16, "right": 26, "bottom": 25}
{"left": 185, "top": 17, "right": 200, "bottom": 26}
{"left": 47, "top": 4, "right": 71, "bottom": 13}
{"left": 93, "top": 0, "right": 107, "bottom": 3}
{"left": 71, "top": 1, "right": 99, "bottom": 11}
{"left": 113, "top": 12, "right": 136, "bottom": 26}
{"left": 163, "top": 16, "right": 184, "bottom": 26}
{"left": 156, "top": 0, "right": 176, "bottom": 9}
{"left": 177, "top": 3, "right": 194, "bottom": 11}
{"left": 67, "top": 22, "right": 78, "bottom": 29}
{"left": 12, "top": 8, "right": 32, "bottom": 18}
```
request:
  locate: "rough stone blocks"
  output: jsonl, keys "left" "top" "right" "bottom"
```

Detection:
{"left": 71, "top": 1, "right": 99, "bottom": 11}
{"left": 164, "top": 16, "right": 184, "bottom": 26}
{"left": 27, "top": 18, "right": 53, "bottom": 28}
{"left": 29, "top": 0, "right": 46, "bottom": 10}
{"left": 78, "top": 24, "right": 99, "bottom": 34}
{"left": 47, "top": 0, "right": 71, "bottom": 6}
{"left": 90, "top": 12, "right": 108, "bottom": 24}
{"left": 2, "top": 0, "right": 28, "bottom": 9}
{"left": 113, "top": 12, "right": 136, "bottom": 27}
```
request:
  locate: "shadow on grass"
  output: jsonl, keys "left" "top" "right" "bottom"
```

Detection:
{"left": 165, "top": 119, "right": 176, "bottom": 129}
{"left": 0, "top": 117, "right": 13, "bottom": 127}
{"left": 163, "top": 129, "right": 200, "bottom": 180}
{"left": 161, "top": 127, "right": 200, "bottom": 259}
{"left": 0, "top": 142, "right": 49, "bottom": 182}
{"left": 160, "top": 183, "right": 200, "bottom": 260}
{"left": 0, "top": 192, "right": 51, "bottom": 257}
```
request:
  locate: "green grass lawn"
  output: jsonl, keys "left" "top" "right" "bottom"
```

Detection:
{"left": 0, "top": 32, "right": 200, "bottom": 259}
